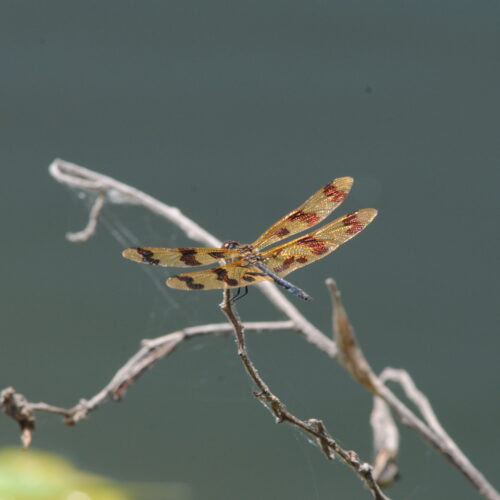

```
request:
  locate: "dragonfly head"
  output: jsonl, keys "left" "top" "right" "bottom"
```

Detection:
{"left": 222, "top": 240, "right": 240, "bottom": 249}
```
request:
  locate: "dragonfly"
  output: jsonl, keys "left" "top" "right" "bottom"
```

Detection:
{"left": 122, "top": 177, "right": 377, "bottom": 301}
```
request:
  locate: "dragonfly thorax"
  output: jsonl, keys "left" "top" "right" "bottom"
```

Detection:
{"left": 222, "top": 240, "right": 258, "bottom": 263}
{"left": 222, "top": 240, "right": 254, "bottom": 253}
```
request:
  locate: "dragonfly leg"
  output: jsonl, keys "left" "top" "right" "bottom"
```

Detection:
{"left": 231, "top": 286, "right": 249, "bottom": 303}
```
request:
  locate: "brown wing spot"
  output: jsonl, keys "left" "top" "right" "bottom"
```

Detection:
{"left": 179, "top": 248, "right": 202, "bottom": 266}
{"left": 287, "top": 210, "right": 320, "bottom": 226}
{"left": 296, "top": 256, "right": 308, "bottom": 264}
{"left": 296, "top": 236, "right": 328, "bottom": 255}
{"left": 208, "top": 251, "right": 226, "bottom": 259}
{"left": 274, "top": 227, "right": 291, "bottom": 238}
{"left": 273, "top": 256, "right": 295, "bottom": 273}
{"left": 243, "top": 271, "right": 267, "bottom": 282}
{"left": 174, "top": 275, "right": 205, "bottom": 290}
{"left": 323, "top": 182, "right": 347, "bottom": 202}
{"left": 212, "top": 267, "right": 239, "bottom": 287}
{"left": 343, "top": 213, "right": 365, "bottom": 235}
{"left": 137, "top": 247, "right": 160, "bottom": 265}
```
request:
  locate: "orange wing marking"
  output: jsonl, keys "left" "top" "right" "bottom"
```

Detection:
{"left": 251, "top": 176, "right": 353, "bottom": 250}
{"left": 260, "top": 209, "right": 377, "bottom": 278}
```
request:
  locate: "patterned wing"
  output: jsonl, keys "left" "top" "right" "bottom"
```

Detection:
{"left": 260, "top": 208, "right": 378, "bottom": 277}
{"left": 122, "top": 246, "right": 241, "bottom": 267}
{"left": 251, "top": 177, "right": 353, "bottom": 250}
{"left": 166, "top": 260, "right": 273, "bottom": 291}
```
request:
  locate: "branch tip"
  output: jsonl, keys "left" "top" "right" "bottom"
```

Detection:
{"left": 66, "top": 191, "right": 106, "bottom": 243}
{"left": 327, "top": 279, "right": 378, "bottom": 393}
{"left": 371, "top": 396, "right": 400, "bottom": 487}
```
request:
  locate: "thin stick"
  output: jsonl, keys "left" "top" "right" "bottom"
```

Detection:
{"left": 0, "top": 159, "right": 495, "bottom": 499}
{"left": 327, "top": 278, "right": 500, "bottom": 500}
{"left": 48, "top": 158, "right": 337, "bottom": 358}
{"left": 66, "top": 191, "right": 106, "bottom": 242}
{"left": 0, "top": 321, "right": 294, "bottom": 443}
{"left": 379, "top": 368, "right": 499, "bottom": 500}
{"left": 220, "top": 290, "right": 392, "bottom": 500}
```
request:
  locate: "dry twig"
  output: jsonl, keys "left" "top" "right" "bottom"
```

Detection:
{"left": 327, "top": 278, "right": 499, "bottom": 500}
{"left": 66, "top": 190, "right": 106, "bottom": 242}
{"left": 48, "top": 159, "right": 337, "bottom": 358}
{"left": 370, "top": 396, "right": 400, "bottom": 487}
{"left": 219, "top": 290, "right": 392, "bottom": 500}
{"left": 1, "top": 321, "right": 294, "bottom": 434}
{"left": 0, "top": 159, "right": 497, "bottom": 500}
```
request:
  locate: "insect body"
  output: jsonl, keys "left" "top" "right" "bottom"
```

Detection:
{"left": 122, "top": 177, "right": 377, "bottom": 301}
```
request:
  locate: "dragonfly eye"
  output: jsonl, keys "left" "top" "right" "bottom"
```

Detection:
{"left": 222, "top": 240, "right": 240, "bottom": 249}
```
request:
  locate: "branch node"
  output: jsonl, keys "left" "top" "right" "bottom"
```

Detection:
{"left": 346, "top": 450, "right": 361, "bottom": 466}
{"left": 0, "top": 387, "right": 36, "bottom": 448}
{"left": 308, "top": 418, "right": 335, "bottom": 460}
{"left": 359, "top": 462, "right": 373, "bottom": 473}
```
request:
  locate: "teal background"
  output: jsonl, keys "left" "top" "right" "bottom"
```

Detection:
{"left": 0, "top": 2, "right": 498, "bottom": 499}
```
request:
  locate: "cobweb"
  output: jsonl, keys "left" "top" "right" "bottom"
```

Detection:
{"left": 101, "top": 212, "right": 179, "bottom": 306}
{"left": 71, "top": 190, "right": 210, "bottom": 329}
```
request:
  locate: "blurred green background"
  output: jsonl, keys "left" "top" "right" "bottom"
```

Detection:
{"left": 0, "top": 2, "right": 498, "bottom": 499}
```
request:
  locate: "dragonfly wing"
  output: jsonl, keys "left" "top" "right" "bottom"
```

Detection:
{"left": 167, "top": 260, "right": 273, "bottom": 290}
{"left": 251, "top": 177, "right": 353, "bottom": 250}
{"left": 122, "top": 247, "right": 241, "bottom": 267}
{"left": 260, "top": 209, "right": 377, "bottom": 277}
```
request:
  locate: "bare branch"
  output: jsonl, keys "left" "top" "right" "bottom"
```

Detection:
{"left": 66, "top": 191, "right": 106, "bottom": 242}
{"left": 371, "top": 396, "right": 400, "bottom": 486}
{"left": 328, "top": 277, "right": 378, "bottom": 392}
{"left": 48, "top": 159, "right": 337, "bottom": 358}
{"left": 380, "top": 368, "right": 500, "bottom": 500}
{"left": 326, "top": 278, "right": 500, "bottom": 500}
{"left": 0, "top": 388, "right": 36, "bottom": 448}
{"left": 1, "top": 159, "right": 493, "bottom": 498}
{"left": 220, "top": 291, "right": 392, "bottom": 500}
{"left": 379, "top": 368, "right": 454, "bottom": 445}
{"left": 49, "top": 158, "right": 221, "bottom": 246}
{"left": 1, "top": 321, "right": 294, "bottom": 428}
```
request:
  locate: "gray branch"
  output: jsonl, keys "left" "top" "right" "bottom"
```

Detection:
{"left": 0, "top": 159, "right": 497, "bottom": 500}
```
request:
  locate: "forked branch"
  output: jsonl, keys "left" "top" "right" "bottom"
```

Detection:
{"left": 48, "top": 159, "right": 337, "bottom": 358}
{"left": 327, "top": 279, "right": 499, "bottom": 500}
{"left": 1, "top": 320, "right": 294, "bottom": 447}
{"left": 0, "top": 159, "right": 497, "bottom": 500}
{"left": 220, "top": 290, "right": 392, "bottom": 500}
